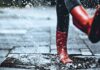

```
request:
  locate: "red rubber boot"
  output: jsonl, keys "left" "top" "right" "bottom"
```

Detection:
{"left": 71, "top": 5, "right": 100, "bottom": 43}
{"left": 56, "top": 31, "right": 72, "bottom": 64}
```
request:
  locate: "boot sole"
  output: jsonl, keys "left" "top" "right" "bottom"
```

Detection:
{"left": 89, "top": 10, "right": 100, "bottom": 43}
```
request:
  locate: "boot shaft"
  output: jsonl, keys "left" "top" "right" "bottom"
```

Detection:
{"left": 56, "top": 31, "right": 73, "bottom": 64}
{"left": 65, "top": 0, "right": 100, "bottom": 43}
{"left": 56, "top": 31, "right": 67, "bottom": 54}
{"left": 71, "top": 6, "right": 92, "bottom": 34}
{"left": 64, "top": 0, "right": 91, "bottom": 34}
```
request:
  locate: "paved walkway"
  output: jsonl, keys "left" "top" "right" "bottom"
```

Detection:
{"left": 0, "top": 7, "right": 100, "bottom": 70}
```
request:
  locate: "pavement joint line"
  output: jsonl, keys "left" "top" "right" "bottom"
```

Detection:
{"left": 0, "top": 48, "right": 12, "bottom": 50}
{"left": 82, "top": 39, "right": 94, "bottom": 56}
{"left": 6, "top": 49, "right": 13, "bottom": 57}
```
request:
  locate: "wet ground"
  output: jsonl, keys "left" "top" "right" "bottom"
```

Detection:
{"left": 0, "top": 7, "right": 100, "bottom": 70}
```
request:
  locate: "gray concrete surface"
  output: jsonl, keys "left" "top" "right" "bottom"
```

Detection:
{"left": 0, "top": 7, "right": 100, "bottom": 70}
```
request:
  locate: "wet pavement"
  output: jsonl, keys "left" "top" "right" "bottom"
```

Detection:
{"left": 0, "top": 7, "right": 100, "bottom": 70}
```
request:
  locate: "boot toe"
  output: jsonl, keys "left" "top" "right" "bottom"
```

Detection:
{"left": 60, "top": 57, "right": 73, "bottom": 64}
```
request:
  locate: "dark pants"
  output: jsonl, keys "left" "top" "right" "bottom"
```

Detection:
{"left": 56, "top": 0, "right": 81, "bottom": 33}
{"left": 56, "top": 0, "right": 69, "bottom": 33}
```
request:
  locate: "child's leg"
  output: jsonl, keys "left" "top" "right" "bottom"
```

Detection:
{"left": 56, "top": 0, "right": 72, "bottom": 64}
{"left": 65, "top": 0, "right": 100, "bottom": 43}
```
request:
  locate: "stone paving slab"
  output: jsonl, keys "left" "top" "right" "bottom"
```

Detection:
{"left": 50, "top": 49, "right": 57, "bottom": 54}
{"left": 0, "top": 50, "right": 10, "bottom": 57}
{"left": 0, "top": 44, "right": 13, "bottom": 50}
{"left": 68, "top": 48, "right": 81, "bottom": 55}
{"left": 67, "top": 44, "right": 88, "bottom": 49}
{"left": 83, "top": 39, "right": 100, "bottom": 56}
{"left": 50, "top": 45, "right": 56, "bottom": 50}
{"left": 80, "top": 48, "right": 92, "bottom": 55}
{"left": 10, "top": 46, "right": 50, "bottom": 54}
{"left": 0, "top": 29, "right": 27, "bottom": 34}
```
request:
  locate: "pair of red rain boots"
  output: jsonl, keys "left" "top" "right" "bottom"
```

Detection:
{"left": 56, "top": 5, "right": 100, "bottom": 64}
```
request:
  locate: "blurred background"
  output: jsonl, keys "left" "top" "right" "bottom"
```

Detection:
{"left": 0, "top": 0, "right": 99, "bottom": 8}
